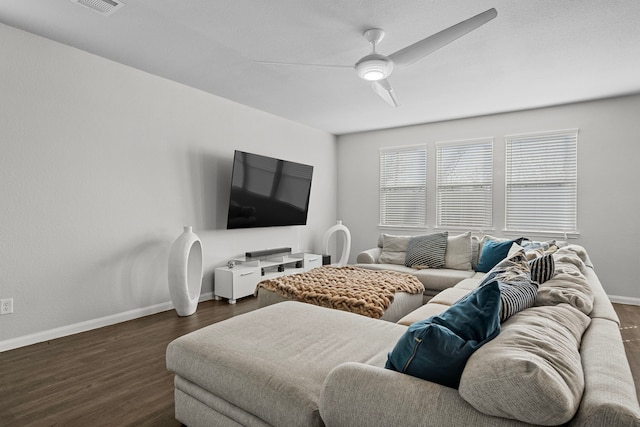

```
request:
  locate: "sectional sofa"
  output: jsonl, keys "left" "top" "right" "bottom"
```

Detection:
{"left": 166, "top": 240, "right": 640, "bottom": 426}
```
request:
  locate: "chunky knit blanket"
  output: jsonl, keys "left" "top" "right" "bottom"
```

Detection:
{"left": 255, "top": 266, "right": 425, "bottom": 319}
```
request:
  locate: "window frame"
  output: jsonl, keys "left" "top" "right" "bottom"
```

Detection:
{"left": 435, "top": 138, "right": 494, "bottom": 230}
{"left": 379, "top": 145, "right": 427, "bottom": 229}
{"left": 504, "top": 129, "right": 579, "bottom": 236}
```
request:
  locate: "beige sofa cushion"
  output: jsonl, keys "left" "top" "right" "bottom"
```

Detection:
{"left": 396, "top": 286, "right": 477, "bottom": 326}
{"left": 580, "top": 264, "right": 620, "bottom": 323}
{"left": 356, "top": 263, "right": 475, "bottom": 293}
{"left": 412, "top": 268, "right": 476, "bottom": 292}
{"left": 459, "top": 303, "right": 591, "bottom": 426}
{"left": 535, "top": 246, "right": 594, "bottom": 316}
{"left": 429, "top": 287, "right": 473, "bottom": 305}
{"left": 378, "top": 234, "right": 410, "bottom": 264}
{"left": 444, "top": 231, "right": 473, "bottom": 271}
{"left": 396, "top": 303, "right": 450, "bottom": 326}
{"left": 453, "top": 277, "right": 483, "bottom": 290}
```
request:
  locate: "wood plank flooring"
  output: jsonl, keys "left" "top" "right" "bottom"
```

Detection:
{"left": 0, "top": 298, "right": 259, "bottom": 427}
{"left": 615, "top": 303, "right": 640, "bottom": 399}
{"left": 1, "top": 298, "right": 638, "bottom": 426}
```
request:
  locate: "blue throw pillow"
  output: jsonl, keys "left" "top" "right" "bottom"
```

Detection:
{"left": 385, "top": 281, "right": 501, "bottom": 389}
{"left": 476, "top": 239, "right": 516, "bottom": 273}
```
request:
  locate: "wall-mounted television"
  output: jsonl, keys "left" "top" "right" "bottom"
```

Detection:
{"left": 226, "top": 150, "right": 314, "bottom": 229}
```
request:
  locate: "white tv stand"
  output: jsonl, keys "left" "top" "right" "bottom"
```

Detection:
{"left": 214, "top": 252, "right": 322, "bottom": 304}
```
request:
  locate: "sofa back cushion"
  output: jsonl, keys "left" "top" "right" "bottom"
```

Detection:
{"left": 459, "top": 303, "right": 591, "bottom": 425}
{"left": 377, "top": 232, "right": 475, "bottom": 271}
{"left": 535, "top": 246, "right": 594, "bottom": 316}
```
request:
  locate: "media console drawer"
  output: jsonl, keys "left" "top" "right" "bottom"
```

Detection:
{"left": 303, "top": 253, "right": 322, "bottom": 269}
{"left": 214, "top": 267, "right": 260, "bottom": 304}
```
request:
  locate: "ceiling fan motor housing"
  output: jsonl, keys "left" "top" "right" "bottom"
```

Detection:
{"left": 355, "top": 53, "right": 394, "bottom": 81}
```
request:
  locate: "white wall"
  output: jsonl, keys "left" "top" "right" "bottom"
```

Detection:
{"left": 337, "top": 94, "right": 640, "bottom": 301}
{"left": 0, "top": 23, "right": 337, "bottom": 349}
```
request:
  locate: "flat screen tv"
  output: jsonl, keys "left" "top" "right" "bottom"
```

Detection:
{"left": 226, "top": 150, "right": 314, "bottom": 229}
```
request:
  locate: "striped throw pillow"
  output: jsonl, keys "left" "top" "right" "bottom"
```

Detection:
{"left": 499, "top": 280, "right": 539, "bottom": 322}
{"left": 478, "top": 251, "right": 539, "bottom": 322}
{"left": 404, "top": 232, "right": 448, "bottom": 269}
{"left": 529, "top": 254, "right": 555, "bottom": 284}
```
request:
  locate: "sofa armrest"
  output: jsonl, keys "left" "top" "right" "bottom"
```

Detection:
{"left": 356, "top": 247, "right": 382, "bottom": 264}
{"left": 569, "top": 318, "right": 640, "bottom": 426}
{"left": 320, "top": 362, "right": 527, "bottom": 427}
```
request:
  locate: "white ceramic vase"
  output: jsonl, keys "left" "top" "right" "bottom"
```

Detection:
{"left": 168, "top": 226, "right": 203, "bottom": 316}
{"left": 322, "top": 220, "right": 351, "bottom": 267}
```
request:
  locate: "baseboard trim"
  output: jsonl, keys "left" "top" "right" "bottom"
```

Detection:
{"left": 608, "top": 295, "right": 640, "bottom": 306}
{"left": 0, "top": 292, "right": 214, "bottom": 353}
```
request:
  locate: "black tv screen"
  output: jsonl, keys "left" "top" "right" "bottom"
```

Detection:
{"left": 226, "top": 150, "right": 313, "bottom": 229}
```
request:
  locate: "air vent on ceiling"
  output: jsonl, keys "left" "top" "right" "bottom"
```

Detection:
{"left": 70, "top": 0, "right": 125, "bottom": 17}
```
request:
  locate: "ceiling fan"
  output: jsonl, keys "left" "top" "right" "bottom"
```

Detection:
{"left": 256, "top": 8, "right": 497, "bottom": 107}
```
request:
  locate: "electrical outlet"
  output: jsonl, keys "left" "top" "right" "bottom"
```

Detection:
{"left": 0, "top": 298, "right": 13, "bottom": 315}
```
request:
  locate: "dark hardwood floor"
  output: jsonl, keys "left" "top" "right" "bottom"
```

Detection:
{"left": 1, "top": 299, "right": 638, "bottom": 426}
{"left": 0, "top": 298, "right": 259, "bottom": 427}
{"left": 615, "top": 303, "right": 640, "bottom": 399}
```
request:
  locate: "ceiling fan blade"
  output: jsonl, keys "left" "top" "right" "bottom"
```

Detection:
{"left": 389, "top": 8, "right": 497, "bottom": 68}
{"left": 253, "top": 60, "right": 352, "bottom": 69}
{"left": 371, "top": 78, "right": 398, "bottom": 107}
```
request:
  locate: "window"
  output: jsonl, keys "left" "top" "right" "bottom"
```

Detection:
{"left": 505, "top": 130, "right": 578, "bottom": 234}
{"left": 436, "top": 138, "right": 493, "bottom": 229}
{"left": 379, "top": 146, "right": 427, "bottom": 228}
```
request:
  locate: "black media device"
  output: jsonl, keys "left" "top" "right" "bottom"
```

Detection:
{"left": 226, "top": 150, "right": 313, "bottom": 229}
{"left": 245, "top": 247, "right": 292, "bottom": 258}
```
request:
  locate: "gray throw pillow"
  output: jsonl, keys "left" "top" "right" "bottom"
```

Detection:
{"left": 405, "top": 232, "right": 448, "bottom": 269}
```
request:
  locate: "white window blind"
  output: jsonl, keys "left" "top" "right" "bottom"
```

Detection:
{"left": 379, "top": 146, "right": 427, "bottom": 227}
{"left": 505, "top": 130, "right": 578, "bottom": 233}
{"left": 436, "top": 139, "right": 493, "bottom": 229}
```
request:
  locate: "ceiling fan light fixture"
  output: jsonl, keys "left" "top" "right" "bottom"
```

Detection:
{"left": 361, "top": 68, "right": 384, "bottom": 81}
{"left": 355, "top": 54, "right": 394, "bottom": 81}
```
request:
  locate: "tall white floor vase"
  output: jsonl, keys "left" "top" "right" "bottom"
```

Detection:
{"left": 168, "top": 226, "right": 203, "bottom": 316}
{"left": 322, "top": 220, "right": 351, "bottom": 267}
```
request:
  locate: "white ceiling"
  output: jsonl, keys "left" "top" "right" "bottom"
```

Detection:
{"left": 1, "top": 0, "right": 640, "bottom": 135}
